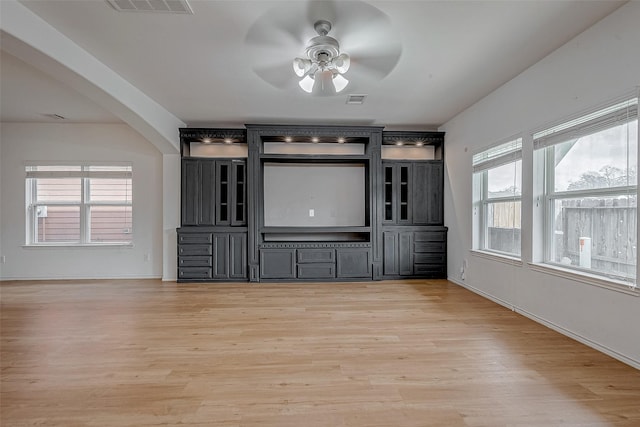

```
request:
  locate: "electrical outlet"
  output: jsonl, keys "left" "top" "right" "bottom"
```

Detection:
{"left": 309, "top": 209, "right": 315, "bottom": 217}
{"left": 144, "top": 254, "right": 150, "bottom": 262}
{"left": 0, "top": 255, "right": 5, "bottom": 264}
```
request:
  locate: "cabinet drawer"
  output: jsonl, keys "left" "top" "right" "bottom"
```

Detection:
{"left": 178, "top": 244, "right": 212, "bottom": 256}
{"left": 178, "top": 267, "right": 212, "bottom": 279}
{"left": 414, "top": 241, "right": 446, "bottom": 253}
{"left": 179, "top": 256, "right": 212, "bottom": 267}
{"left": 414, "top": 231, "right": 446, "bottom": 242}
{"left": 297, "top": 263, "right": 335, "bottom": 279}
{"left": 413, "top": 264, "right": 445, "bottom": 276}
{"left": 297, "top": 249, "right": 335, "bottom": 263}
{"left": 178, "top": 233, "right": 213, "bottom": 244}
{"left": 414, "top": 253, "right": 446, "bottom": 264}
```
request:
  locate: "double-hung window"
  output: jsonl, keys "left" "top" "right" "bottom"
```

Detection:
{"left": 473, "top": 138, "right": 522, "bottom": 258}
{"left": 25, "top": 164, "right": 133, "bottom": 245}
{"left": 534, "top": 96, "right": 637, "bottom": 285}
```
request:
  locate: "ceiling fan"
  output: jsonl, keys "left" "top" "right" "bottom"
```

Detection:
{"left": 293, "top": 19, "right": 351, "bottom": 95}
{"left": 245, "top": 0, "right": 402, "bottom": 97}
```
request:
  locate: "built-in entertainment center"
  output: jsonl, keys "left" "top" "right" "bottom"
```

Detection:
{"left": 177, "top": 125, "right": 446, "bottom": 282}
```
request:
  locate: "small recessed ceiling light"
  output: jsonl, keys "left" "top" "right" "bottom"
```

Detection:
{"left": 415, "top": 141, "right": 424, "bottom": 147}
{"left": 284, "top": 136, "right": 293, "bottom": 143}
{"left": 202, "top": 138, "right": 212, "bottom": 143}
{"left": 223, "top": 138, "right": 233, "bottom": 144}
{"left": 311, "top": 137, "right": 319, "bottom": 143}
{"left": 395, "top": 141, "right": 404, "bottom": 146}
{"left": 337, "top": 137, "right": 346, "bottom": 144}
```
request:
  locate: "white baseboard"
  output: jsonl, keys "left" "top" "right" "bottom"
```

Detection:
{"left": 0, "top": 274, "right": 161, "bottom": 281}
{"left": 448, "top": 277, "right": 640, "bottom": 370}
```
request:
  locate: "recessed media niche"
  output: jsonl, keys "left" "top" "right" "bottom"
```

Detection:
{"left": 263, "top": 162, "right": 367, "bottom": 227}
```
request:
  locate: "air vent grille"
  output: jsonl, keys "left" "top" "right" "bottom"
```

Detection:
{"left": 106, "top": 0, "right": 193, "bottom": 14}
{"left": 346, "top": 94, "right": 367, "bottom": 105}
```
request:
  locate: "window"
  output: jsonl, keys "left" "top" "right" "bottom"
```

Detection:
{"left": 473, "top": 138, "right": 522, "bottom": 257}
{"left": 534, "top": 96, "right": 637, "bottom": 285}
{"left": 26, "top": 164, "right": 133, "bottom": 245}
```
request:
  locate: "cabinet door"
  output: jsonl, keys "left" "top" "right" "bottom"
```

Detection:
{"left": 382, "top": 163, "right": 412, "bottom": 224}
{"left": 212, "top": 233, "right": 229, "bottom": 279}
{"left": 398, "top": 231, "right": 413, "bottom": 276}
{"left": 382, "top": 165, "right": 396, "bottom": 223}
{"left": 383, "top": 231, "right": 413, "bottom": 276}
{"left": 382, "top": 231, "right": 399, "bottom": 275}
{"left": 181, "top": 159, "right": 200, "bottom": 226}
{"left": 260, "top": 249, "right": 296, "bottom": 279}
{"left": 216, "top": 161, "right": 231, "bottom": 225}
{"left": 426, "top": 162, "right": 443, "bottom": 225}
{"left": 396, "top": 164, "right": 412, "bottom": 224}
{"left": 231, "top": 160, "right": 247, "bottom": 226}
{"left": 412, "top": 162, "right": 443, "bottom": 225}
{"left": 336, "top": 248, "right": 371, "bottom": 278}
{"left": 229, "top": 233, "right": 247, "bottom": 279}
{"left": 199, "top": 160, "right": 216, "bottom": 226}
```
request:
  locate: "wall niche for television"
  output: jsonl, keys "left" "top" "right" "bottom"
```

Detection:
{"left": 263, "top": 162, "right": 367, "bottom": 228}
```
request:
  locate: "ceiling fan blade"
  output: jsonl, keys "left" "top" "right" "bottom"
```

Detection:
{"left": 245, "top": 5, "right": 308, "bottom": 49}
{"left": 253, "top": 62, "right": 299, "bottom": 90}
{"left": 349, "top": 46, "right": 403, "bottom": 80}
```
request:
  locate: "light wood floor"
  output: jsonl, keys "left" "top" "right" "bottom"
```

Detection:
{"left": 1, "top": 279, "right": 638, "bottom": 426}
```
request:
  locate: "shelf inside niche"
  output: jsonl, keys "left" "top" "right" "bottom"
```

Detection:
{"left": 261, "top": 227, "right": 371, "bottom": 243}
{"left": 262, "top": 142, "right": 365, "bottom": 156}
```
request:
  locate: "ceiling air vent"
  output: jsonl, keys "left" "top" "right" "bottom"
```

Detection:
{"left": 346, "top": 94, "right": 367, "bottom": 105}
{"left": 106, "top": 0, "right": 193, "bottom": 14}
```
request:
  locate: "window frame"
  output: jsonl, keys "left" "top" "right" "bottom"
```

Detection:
{"left": 25, "top": 163, "right": 133, "bottom": 246}
{"left": 472, "top": 137, "right": 523, "bottom": 259}
{"left": 534, "top": 95, "right": 638, "bottom": 288}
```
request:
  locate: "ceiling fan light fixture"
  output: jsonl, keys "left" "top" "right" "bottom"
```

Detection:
{"left": 293, "top": 57, "right": 312, "bottom": 77}
{"left": 312, "top": 69, "right": 337, "bottom": 96}
{"left": 293, "top": 20, "right": 351, "bottom": 96}
{"left": 299, "top": 75, "right": 315, "bottom": 93}
{"left": 333, "top": 74, "right": 349, "bottom": 93}
{"left": 334, "top": 53, "right": 351, "bottom": 74}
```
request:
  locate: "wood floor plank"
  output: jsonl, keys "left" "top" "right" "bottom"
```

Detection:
{"left": 1, "top": 279, "right": 639, "bottom": 426}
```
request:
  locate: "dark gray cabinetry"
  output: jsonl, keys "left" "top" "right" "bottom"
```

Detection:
{"left": 297, "top": 249, "right": 335, "bottom": 279}
{"left": 413, "top": 230, "right": 447, "bottom": 277}
{"left": 181, "top": 159, "right": 246, "bottom": 227}
{"left": 178, "top": 232, "right": 213, "bottom": 280}
{"left": 259, "top": 246, "right": 371, "bottom": 280}
{"left": 336, "top": 248, "right": 371, "bottom": 278}
{"left": 382, "top": 228, "right": 446, "bottom": 278}
{"left": 212, "top": 232, "right": 247, "bottom": 279}
{"left": 178, "top": 230, "right": 247, "bottom": 281}
{"left": 181, "top": 159, "right": 213, "bottom": 226}
{"left": 382, "top": 163, "right": 412, "bottom": 224}
{"left": 260, "top": 249, "right": 296, "bottom": 279}
{"left": 382, "top": 230, "right": 413, "bottom": 276}
{"left": 383, "top": 161, "right": 443, "bottom": 226}
{"left": 412, "top": 162, "right": 443, "bottom": 225}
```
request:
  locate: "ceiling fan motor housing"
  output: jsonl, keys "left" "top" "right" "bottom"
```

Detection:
{"left": 305, "top": 35, "right": 340, "bottom": 62}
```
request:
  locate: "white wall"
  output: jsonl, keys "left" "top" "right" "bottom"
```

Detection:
{"left": 442, "top": 1, "right": 640, "bottom": 368}
{"left": 0, "top": 123, "right": 163, "bottom": 280}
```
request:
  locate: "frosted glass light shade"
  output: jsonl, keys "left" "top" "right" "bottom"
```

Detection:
{"left": 299, "top": 75, "right": 314, "bottom": 93}
{"left": 333, "top": 74, "right": 349, "bottom": 92}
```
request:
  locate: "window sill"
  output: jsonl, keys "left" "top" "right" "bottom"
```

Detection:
{"left": 471, "top": 250, "right": 523, "bottom": 266}
{"left": 23, "top": 243, "right": 134, "bottom": 249}
{"left": 528, "top": 262, "right": 638, "bottom": 296}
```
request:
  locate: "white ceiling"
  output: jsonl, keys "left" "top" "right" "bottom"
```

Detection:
{"left": 0, "top": 0, "right": 626, "bottom": 129}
